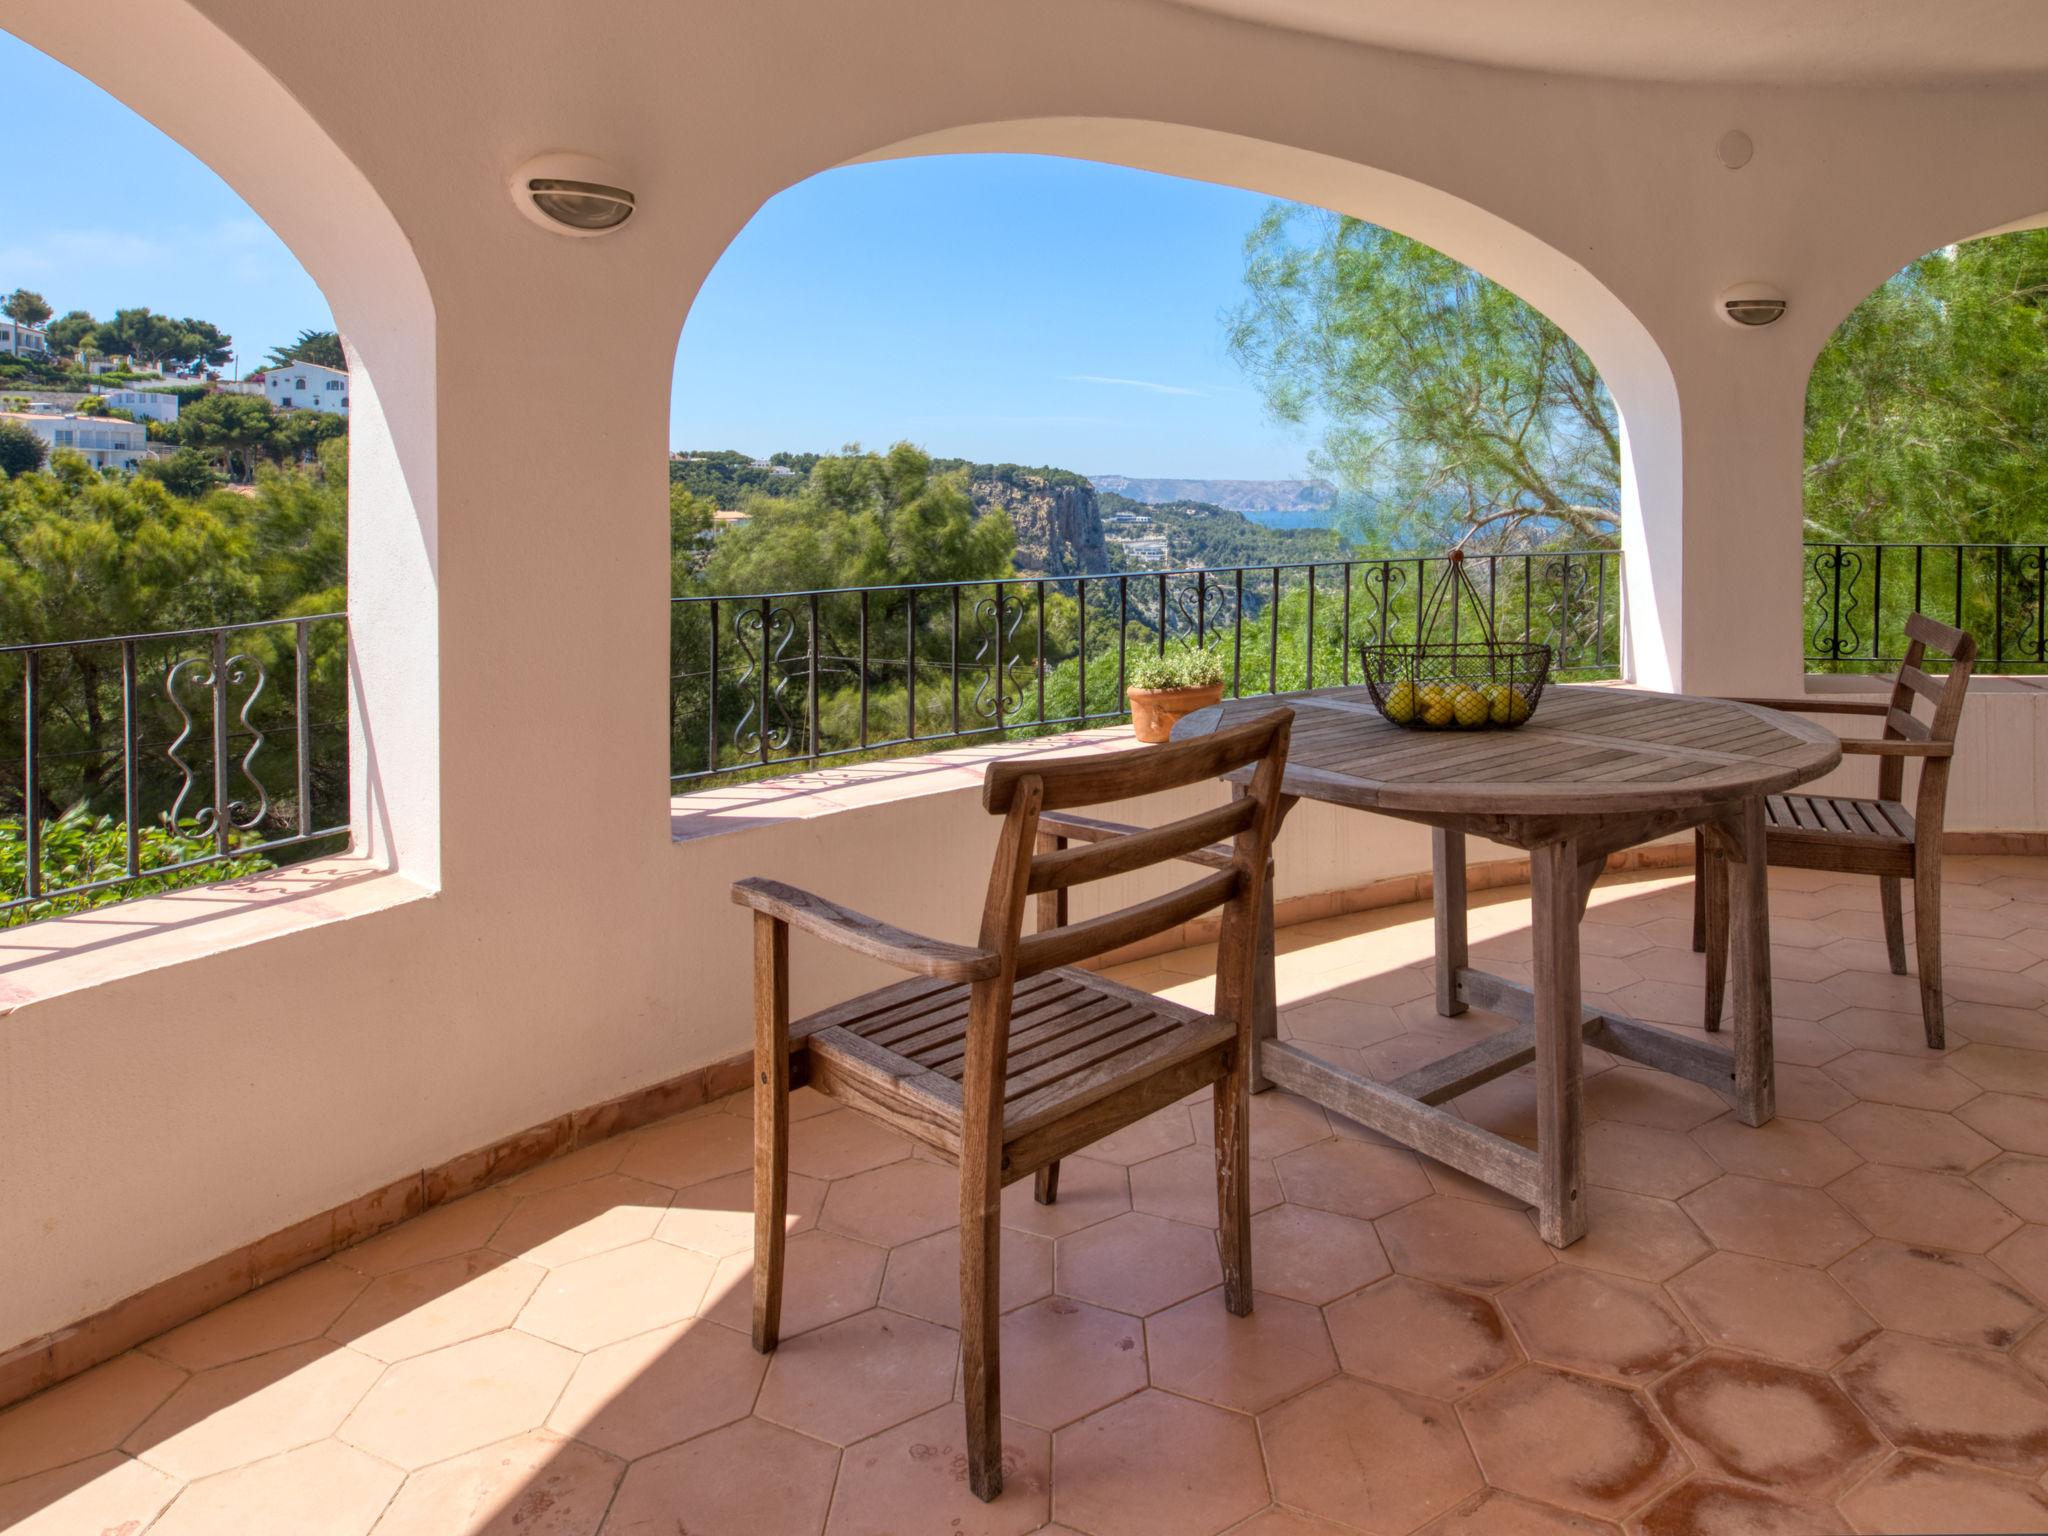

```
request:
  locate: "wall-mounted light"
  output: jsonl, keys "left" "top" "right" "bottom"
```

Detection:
{"left": 510, "top": 153, "right": 635, "bottom": 237}
{"left": 1719, "top": 282, "right": 1787, "bottom": 328}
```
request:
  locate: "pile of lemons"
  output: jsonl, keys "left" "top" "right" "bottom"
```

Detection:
{"left": 1381, "top": 679, "right": 1534, "bottom": 729}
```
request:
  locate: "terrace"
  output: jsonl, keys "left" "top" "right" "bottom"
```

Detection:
{"left": 5, "top": 3, "right": 2048, "bottom": 1534}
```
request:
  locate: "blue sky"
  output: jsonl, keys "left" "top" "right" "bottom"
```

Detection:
{"left": 3, "top": 29, "right": 1317, "bottom": 480}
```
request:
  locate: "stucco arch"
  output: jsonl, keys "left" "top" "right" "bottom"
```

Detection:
{"left": 673, "top": 115, "right": 1684, "bottom": 684}
{"left": 2, "top": 2, "right": 442, "bottom": 881}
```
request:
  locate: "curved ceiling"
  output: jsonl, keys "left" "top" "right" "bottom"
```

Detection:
{"left": 1158, "top": 0, "right": 2048, "bottom": 84}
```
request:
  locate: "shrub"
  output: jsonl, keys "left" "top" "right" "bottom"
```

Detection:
{"left": 1127, "top": 648, "right": 1226, "bottom": 692}
{"left": 0, "top": 808, "right": 276, "bottom": 927}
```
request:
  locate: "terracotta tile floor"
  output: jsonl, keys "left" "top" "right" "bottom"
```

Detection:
{"left": 10, "top": 857, "right": 2048, "bottom": 1534}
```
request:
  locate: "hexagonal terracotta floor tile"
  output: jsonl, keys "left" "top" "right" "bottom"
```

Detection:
{"left": 546, "top": 1316, "right": 767, "bottom": 1460}
{"left": 1584, "top": 1120, "right": 1719, "bottom": 1199}
{"left": 827, "top": 1405, "right": 1051, "bottom": 1535}
{"left": 1679, "top": 1176, "right": 1869, "bottom": 1267}
{"left": 881, "top": 1224, "right": 1052, "bottom": 1327}
{"left": 1824, "top": 1049, "right": 1983, "bottom": 1111}
{"left": 1377, "top": 1196, "right": 1553, "bottom": 1292}
{"left": 1665, "top": 1251, "right": 1877, "bottom": 1369}
{"left": 1325, "top": 1275, "right": 1519, "bottom": 1400}
{"left": 1554, "top": 1187, "right": 1711, "bottom": 1282}
{"left": 1989, "top": 1223, "right": 2048, "bottom": 1303}
{"left": 1958, "top": 1093, "right": 2048, "bottom": 1157}
{"left": 1261, "top": 1375, "right": 1480, "bottom": 1534}
{"left": 604, "top": 1416, "right": 837, "bottom": 1536}
{"left": 1693, "top": 1115, "right": 1862, "bottom": 1186}
{"left": 1828, "top": 1100, "right": 1999, "bottom": 1174}
{"left": 1458, "top": 1366, "right": 1684, "bottom": 1520}
{"left": 334, "top": 1187, "right": 517, "bottom": 1278}
{"left": 146, "top": 1437, "right": 402, "bottom": 1536}
{"left": 819, "top": 1158, "right": 962, "bottom": 1248}
{"left": 1127, "top": 1144, "right": 1282, "bottom": 1228}
{"left": 755, "top": 1308, "right": 960, "bottom": 1446}
{"left": 1837, "top": 1453, "right": 2048, "bottom": 1535}
{"left": 1830, "top": 1240, "right": 2041, "bottom": 1349}
{"left": 1273, "top": 1135, "right": 1432, "bottom": 1220}
{"left": 513, "top": 1238, "right": 715, "bottom": 1351}
{"left": 1145, "top": 1288, "right": 1335, "bottom": 1412}
{"left": 1056, "top": 1211, "right": 1222, "bottom": 1314}
{"left": 786, "top": 1109, "right": 914, "bottom": 1181}
{"left": 327, "top": 1249, "right": 544, "bottom": 1362}
{"left": 1651, "top": 1352, "right": 1882, "bottom": 1495}
{"left": 143, "top": 1262, "right": 369, "bottom": 1373}
{"left": 1631, "top": 1478, "right": 1847, "bottom": 1536}
{"left": 701, "top": 1228, "right": 887, "bottom": 1338}
{"left": 1951, "top": 1043, "right": 2048, "bottom": 1099}
{"left": 0, "top": 1350, "right": 186, "bottom": 1486}
{"left": 615, "top": 1111, "right": 754, "bottom": 1188}
{"left": 485, "top": 1174, "right": 669, "bottom": 1268}
{"left": 1840, "top": 1333, "right": 2048, "bottom": 1473}
{"left": 1284, "top": 996, "right": 1406, "bottom": 1049}
{"left": 1972, "top": 1153, "right": 2048, "bottom": 1224}
{"left": 1001, "top": 1155, "right": 1133, "bottom": 1237}
{"left": 337, "top": 1329, "right": 576, "bottom": 1471}
{"left": 1054, "top": 1389, "right": 1268, "bottom": 1536}
{"left": 125, "top": 1341, "right": 384, "bottom": 1481}
{"left": 656, "top": 1166, "right": 825, "bottom": 1258}
{"left": 371, "top": 1429, "right": 621, "bottom": 1535}
{"left": 1244, "top": 1203, "right": 1391, "bottom": 1304}
{"left": 1583, "top": 1065, "right": 1731, "bottom": 1131}
{"left": 0, "top": 1454, "right": 181, "bottom": 1536}
{"left": 1499, "top": 1267, "right": 1697, "bottom": 1384}
{"left": 1771, "top": 1064, "right": 1859, "bottom": 1123}
{"left": 1189, "top": 1089, "right": 1333, "bottom": 1160}
{"left": 1829, "top": 1163, "right": 2021, "bottom": 1252}
{"left": 992, "top": 1296, "right": 1147, "bottom": 1429}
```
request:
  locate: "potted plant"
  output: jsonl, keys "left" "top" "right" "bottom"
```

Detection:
{"left": 1126, "top": 649, "right": 1227, "bottom": 743}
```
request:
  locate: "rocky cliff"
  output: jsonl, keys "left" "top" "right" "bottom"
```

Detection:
{"left": 961, "top": 463, "right": 1111, "bottom": 575}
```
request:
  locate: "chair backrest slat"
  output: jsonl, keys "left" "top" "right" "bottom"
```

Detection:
{"left": 1013, "top": 869, "right": 1241, "bottom": 978}
{"left": 1028, "top": 798, "right": 1254, "bottom": 894}
{"left": 1879, "top": 612, "right": 1977, "bottom": 820}
{"left": 983, "top": 712, "right": 1290, "bottom": 814}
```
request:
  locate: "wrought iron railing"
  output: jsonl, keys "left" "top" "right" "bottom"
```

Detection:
{"left": 1, "top": 615, "right": 350, "bottom": 917}
{"left": 671, "top": 551, "right": 1623, "bottom": 785}
{"left": 1806, "top": 542, "right": 2048, "bottom": 673}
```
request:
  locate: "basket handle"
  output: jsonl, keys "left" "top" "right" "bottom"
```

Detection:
{"left": 1414, "top": 549, "right": 1501, "bottom": 652}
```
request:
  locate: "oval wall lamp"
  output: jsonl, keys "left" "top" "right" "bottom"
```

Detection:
{"left": 510, "top": 153, "right": 635, "bottom": 236}
{"left": 1719, "top": 281, "right": 1787, "bottom": 327}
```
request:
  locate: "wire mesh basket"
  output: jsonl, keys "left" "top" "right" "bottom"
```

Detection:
{"left": 1359, "top": 551, "right": 1552, "bottom": 730}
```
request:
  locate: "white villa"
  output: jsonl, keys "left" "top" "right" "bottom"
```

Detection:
{"left": 0, "top": 317, "right": 49, "bottom": 356}
{"left": 1, "top": 408, "right": 153, "bottom": 471}
{"left": 258, "top": 359, "right": 349, "bottom": 414}
{"left": 94, "top": 386, "right": 179, "bottom": 424}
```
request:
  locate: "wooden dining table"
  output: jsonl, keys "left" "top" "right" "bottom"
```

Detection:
{"left": 1174, "top": 683, "right": 1841, "bottom": 1247}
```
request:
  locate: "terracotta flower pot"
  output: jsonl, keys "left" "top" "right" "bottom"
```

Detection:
{"left": 1127, "top": 682, "right": 1225, "bottom": 744}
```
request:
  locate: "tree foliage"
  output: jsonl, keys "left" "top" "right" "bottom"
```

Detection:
{"left": 1806, "top": 230, "right": 2048, "bottom": 546}
{"left": 3, "top": 288, "right": 51, "bottom": 329}
{"left": 266, "top": 329, "right": 346, "bottom": 370}
{"left": 89, "top": 307, "right": 233, "bottom": 370}
{"left": 1228, "top": 207, "right": 1618, "bottom": 551}
{"left": 0, "top": 421, "right": 47, "bottom": 478}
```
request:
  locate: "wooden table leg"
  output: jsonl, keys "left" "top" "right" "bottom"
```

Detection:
{"left": 1529, "top": 840, "right": 1588, "bottom": 1247}
{"left": 1725, "top": 796, "right": 1777, "bottom": 1126}
{"left": 1433, "top": 827, "right": 1469, "bottom": 1018}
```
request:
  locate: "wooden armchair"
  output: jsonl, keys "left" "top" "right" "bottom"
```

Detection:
{"left": 732, "top": 708, "right": 1293, "bottom": 1502}
{"left": 1693, "top": 612, "right": 1977, "bottom": 1048}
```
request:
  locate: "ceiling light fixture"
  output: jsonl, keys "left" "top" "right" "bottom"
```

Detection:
{"left": 511, "top": 153, "right": 636, "bottom": 237}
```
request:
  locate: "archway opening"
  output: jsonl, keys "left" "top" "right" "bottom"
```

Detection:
{"left": 668, "top": 146, "right": 1657, "bottom": 787}
{"left": 1803, "top": 227, "right": 2048, "bottom": 674}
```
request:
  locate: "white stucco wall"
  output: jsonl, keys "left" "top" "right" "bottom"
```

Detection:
{"left": 4, "top": 0, "right": 2048, "bottom": 1352}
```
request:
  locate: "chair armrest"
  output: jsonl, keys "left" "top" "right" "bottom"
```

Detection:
{"left": 1722, "top": 696, "right": 1892, "bottom": 717}
{"left": 731, "top": 877, "right": 1001, "bottom": 982}
{"left": 1839, "top": 738, "right": 1953, "bottom": 757}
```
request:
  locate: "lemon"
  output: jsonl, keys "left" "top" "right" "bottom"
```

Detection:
{"left": 1421, "top": 693, "right": 1456, "bottom": 729}
{"left": 1501, "top": 688, "right": 1534, "bottom": 725}
{"left": 1383, "top": 680, "right": 1418, "bottom": 724}
{"left": 1451, "top": 685, "right": 1490, "bottom": 728}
